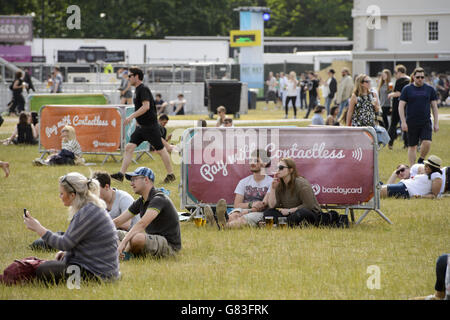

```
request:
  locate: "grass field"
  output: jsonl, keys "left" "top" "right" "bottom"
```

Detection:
{"left": 0, "top": 103, "right": 449, "bottom": 300}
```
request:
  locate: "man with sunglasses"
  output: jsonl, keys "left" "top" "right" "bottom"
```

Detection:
{"left": 111, "top": 67, "right": 175, "bottom": 184}
{"left": 113, "top": 167, "right": 181, "bottom": 259}
{"left": 399, "top": 67, "right": 439, "bottom": 167}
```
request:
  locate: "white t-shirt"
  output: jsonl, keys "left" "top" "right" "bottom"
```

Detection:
{"left": 402, "top": 172, "right": 442, "bottom": 197}
{"left": 286, "top": 80, "right": 298, "bottom": 97}
{"left": 409, "top": 164, "right": 424, "bottom": 178}
{"left": 109, "top": 188, "right": 140, "bottom": 229}
{"left": 234, "top": 175, "right": 273, "bottom": 203}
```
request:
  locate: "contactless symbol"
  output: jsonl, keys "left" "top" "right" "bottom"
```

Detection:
{"left": 352, "top": 147, "right": 363, "bottom": 162}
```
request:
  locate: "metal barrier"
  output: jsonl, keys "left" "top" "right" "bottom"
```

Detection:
{"left": 1, "top": 82, "right": 211, "bottom": 115}
{"left": 179, "top": 126, "right": 391, "bottom": 225}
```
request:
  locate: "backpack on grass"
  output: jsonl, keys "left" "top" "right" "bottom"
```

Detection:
{"left": 0, "top": 257, "right": 47, "bottom": 285}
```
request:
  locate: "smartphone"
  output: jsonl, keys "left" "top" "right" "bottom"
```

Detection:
{"left": 23, "top": 208, "right": 28, "bottom": 218}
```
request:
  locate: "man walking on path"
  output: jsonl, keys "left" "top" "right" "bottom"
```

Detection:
{"left": 111, "top": 67, "right": 175, "bottom": 184}
{"left": 335, "top": 68, "right": 353, "bottom": 118}
{"left": 399, "top": 67, "right": 439, "bottom": 167}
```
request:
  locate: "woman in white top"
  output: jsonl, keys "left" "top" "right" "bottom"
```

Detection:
{"left": 381, "top": 155, "right": 443, "bottom": 199}
{"left": 284, "top": 71, "right": 299, "bottom": 119}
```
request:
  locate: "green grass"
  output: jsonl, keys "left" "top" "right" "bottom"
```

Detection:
{"left": 0, "top": 103, "right": 449, "bottom": 300}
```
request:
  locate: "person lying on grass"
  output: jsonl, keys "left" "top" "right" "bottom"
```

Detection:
{"left": 23, "top": 172, "right": 120, "bottom": 284}
{"left": 380, "top": 155, "right": 444, "bottom": 199}
{"left": 386, "top": 160, "right": 448, "bottom": 196}
{"left": 113, "top": 167, "right": 181, "bottom": 260}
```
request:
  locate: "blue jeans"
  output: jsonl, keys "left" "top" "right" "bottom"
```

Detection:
{"left": 325, "top": 97, "right": 333, "bottom": 115}
{"left": 337, "top": 99, "right": 349, "bottom": 119}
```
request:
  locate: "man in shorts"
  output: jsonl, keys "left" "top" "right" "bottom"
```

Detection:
{"left": 204, "top": 149, "right": 272, "bottom": 229}
{"left": 113, "top": 167, "right": 181, "bottom": 259}
{"left": 111, "top": 67, "right": 175, "bottom": 184}
{"left": 399, "top": 67, "right": 439, "bottom": 167}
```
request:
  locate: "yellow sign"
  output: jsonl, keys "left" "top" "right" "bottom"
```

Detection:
{"left": 230, "top": 30, "right": 261, "bottom": 47}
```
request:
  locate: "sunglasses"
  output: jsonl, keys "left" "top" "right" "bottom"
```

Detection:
{"left": 61, "top": 175, "right": 76, "bottom": 194}
{"left": 395, "top": 168, "right": 407, "bottom": 175}
{"left": 128, "top": 74, "right": 134, "bottom": 77}
{"left": 277, "top": 165, "right": 289, "bottom": 171}
{"left": 362, "top": 79, "right": 371, "bottom": 83}
{"left": 415, "top": 76, "right": 425, "bottom": 79}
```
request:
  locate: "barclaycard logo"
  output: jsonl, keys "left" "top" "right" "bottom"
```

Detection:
{"left": 312, "top": 184, "right": 321, "bottom": 195}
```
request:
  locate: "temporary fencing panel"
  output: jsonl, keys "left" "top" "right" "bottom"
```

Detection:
{"left": 39, "top": 105, "right": 122, "bottom": 155}
{"left": 180, "top": 126, "right": 390, "bottom": 224}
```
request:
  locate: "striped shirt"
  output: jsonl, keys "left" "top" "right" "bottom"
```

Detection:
{"left": 62, "top": 139, "right": 82, "bottom": 158}
{"left": 42, "top": 202, "right": 120, "bottom": 280}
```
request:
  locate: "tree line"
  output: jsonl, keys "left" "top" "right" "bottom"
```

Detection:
{"left": 0, "top": 0, "right": 353, "bottom": 40}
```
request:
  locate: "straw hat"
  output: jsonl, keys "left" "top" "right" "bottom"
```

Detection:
{"left": 423, "top": 155, "right": 442, "bottom": 169}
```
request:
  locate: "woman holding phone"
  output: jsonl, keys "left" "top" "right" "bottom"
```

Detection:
{"left": 23, "top": 172, "right": 120, "bottom": 284}
{"left": 263, "top": 158, "right": 322, "bottom": 227}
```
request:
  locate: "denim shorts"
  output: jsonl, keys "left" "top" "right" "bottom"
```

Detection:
{"left": 387, "top": 182, "right": 410, "bottom": 198}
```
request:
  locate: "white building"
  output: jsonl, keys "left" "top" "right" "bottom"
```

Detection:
{"left": 352, "top": 0, "right": 450, "bottom": 76}
{"left": 30, "top": 38, "right": 230, "bottom": 65}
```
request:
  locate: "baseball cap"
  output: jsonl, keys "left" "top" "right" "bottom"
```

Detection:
{"left": 125, "top": 167, "right": 155, "bottom": 182}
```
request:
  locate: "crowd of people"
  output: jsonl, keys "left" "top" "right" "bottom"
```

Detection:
{"left": 0, "top": 64, "right": 448, "bottom": 298}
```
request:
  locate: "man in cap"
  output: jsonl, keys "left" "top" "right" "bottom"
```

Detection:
{"left": 113, "top": 167, "right": 181, "bottom": 259}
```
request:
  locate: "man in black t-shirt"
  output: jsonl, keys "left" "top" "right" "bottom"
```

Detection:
{"left": 111, "top": 67, "right": 175, "bottom": 184}
{"left": 387, "top": 65, "right": 410, "bottom": 149}
{"left": 113, "top": 167, "right": 181, "bottom": 259}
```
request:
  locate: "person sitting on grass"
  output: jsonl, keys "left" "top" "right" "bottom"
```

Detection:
{"left": 23, "top": 172, "right": 120, "bottom": 284}
{"left": 311, "top": 105, "right": 325, "bottom": 125}
{"left": 223, "top": 117, "right": 233, "bottom": 127}
{"left": 113, "top": 167, "right": 181, "bottom": 260}
{"left": 262, "top": 158, "right": 324, "bottom": 227}
{"left": 380, "top": 155, "right": 443, "bottom": 199}
{"left": 216, "top": 106, "right": 227, "bottom": 127}
{"left": 92, "top": 171, "right": 139, "bottom": 231}
{"left": 0, "top": 161, "right": 9, "bottom": 178}
{"left": 2, "top": 111, "right": 38, "bottom": 145}
{"left": 325, "top": 106, "right": 340, "bottom": 126}
{"left": 411, "top": 253, "right": 449, "bottom": 300}
{"left": 205, "top": 149, "right": 273, "bottom": 229}
{"left": 33, "top": 125, "right": 83, "bottom": 166}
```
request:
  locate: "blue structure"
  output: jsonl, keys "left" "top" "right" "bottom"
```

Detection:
{"left": 234, "top": 7, "right": 271, "bottom": 90}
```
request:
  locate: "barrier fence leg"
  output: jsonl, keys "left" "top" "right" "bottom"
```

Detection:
{"left": 375, "top": 209, "right": 393, "bottom": 225}
{"left": 350, "top": 209, "right": 355, "bottom": 223}
{"left": 356, "top": 210, "right": 370, "bottom": 225}
{"left": 356, "top": 209, "right": 393, "bottom": 225}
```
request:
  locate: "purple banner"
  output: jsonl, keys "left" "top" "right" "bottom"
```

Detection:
{"left": 0, "top": 45, "right": 31, "bottom": 62}
{"left": 0, "top": 16, "right": 33, "bottom": 43}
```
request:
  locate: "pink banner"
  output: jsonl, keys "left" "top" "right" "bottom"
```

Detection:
{"left": 184, "top": 127, "right": 375, "bottom": 206}
{"left": 0, "top": 45, "right": 31, "bottom": 62}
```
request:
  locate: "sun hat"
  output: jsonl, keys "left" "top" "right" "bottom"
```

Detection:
{"left": 423, "top": 155, "right": 442, "bottom": 169}
{"left": 125, "top": 167, "right": 155, "bottom": 182}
